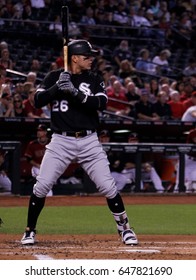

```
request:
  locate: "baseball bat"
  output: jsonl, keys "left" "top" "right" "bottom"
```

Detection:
{"left": 62, "top": 4, "right": 69, "bottom": 71}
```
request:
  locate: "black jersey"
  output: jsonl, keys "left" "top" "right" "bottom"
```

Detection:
{"left": 35, "top": 69, "right": 107, "bottom": 132}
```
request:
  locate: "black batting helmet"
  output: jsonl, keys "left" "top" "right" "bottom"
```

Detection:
{"left": 68, "top": 40, "right": 99, "bottom": 57}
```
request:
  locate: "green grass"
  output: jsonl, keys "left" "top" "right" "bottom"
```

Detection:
{"left": 0, "top": 204, "right": 196, "bottom": 235}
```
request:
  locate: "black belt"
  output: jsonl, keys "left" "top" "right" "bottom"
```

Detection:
{"left": 55, "top": 129, "right": 96, "bottom": 138}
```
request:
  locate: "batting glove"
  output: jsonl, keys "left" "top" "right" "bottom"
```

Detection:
{"left": 56, "top": 71, "right": 78, "bottom": 96}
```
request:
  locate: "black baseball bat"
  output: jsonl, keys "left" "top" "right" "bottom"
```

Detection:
{"left": 62, "top": 4, "right": 69, "bottom": 71}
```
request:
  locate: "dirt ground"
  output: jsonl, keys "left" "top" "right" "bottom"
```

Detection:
{"left": 0, "top": 194, "right": 196, "bottom": 260}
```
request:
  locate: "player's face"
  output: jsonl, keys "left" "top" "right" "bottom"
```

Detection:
{"left": 76, "top": 55, "right": 94, "bottom": 70}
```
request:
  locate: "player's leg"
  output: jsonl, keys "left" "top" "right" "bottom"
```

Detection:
{"left": 0, "top": 173, "right": 12, "bottom": 193}
{"left": 21, "top": 134, "right": 76, "bottom": 245}
{"left": 149, "top": 167, "right": 165, "bottom": 192}
{"left": 79, "top": 134, "right": 138, "bottom": 245}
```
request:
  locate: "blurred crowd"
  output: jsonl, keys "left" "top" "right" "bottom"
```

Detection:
{"left": 0, "top": 1, "right": 196, "bottom": 121}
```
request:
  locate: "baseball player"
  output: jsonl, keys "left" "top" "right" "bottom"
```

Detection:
{"left": 0, "top": 149, "right": 12, "bottom": 193}
{"left": 24, "top": 124, "right": 53, "bottom": 196}
{"left": 21, "top": 39, "right": 138, "bottom": 246}
{"left": 174, "top": 128, "right": 196, "bottom": 192}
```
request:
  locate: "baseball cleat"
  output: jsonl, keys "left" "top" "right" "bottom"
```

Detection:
{"left": 121, "top": 229, "right": 138, "bottom": 245}
{"left": 21, "top": 229, "right": 36, "bottom": 245}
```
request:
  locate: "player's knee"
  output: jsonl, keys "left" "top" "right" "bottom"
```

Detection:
{"left": 99, "top": 182, "right": 118, "bottom": 199}
{"left": 33, "top": 183, "right": 51, "bottom": 198}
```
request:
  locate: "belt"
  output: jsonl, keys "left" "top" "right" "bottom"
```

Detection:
{"left": 55, "top": 129, "right": 95, "bottom": 138}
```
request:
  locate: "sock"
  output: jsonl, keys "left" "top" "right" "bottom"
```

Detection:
{"left": 106, "top": 193, "right": 130, "bottom": 234}
{"left": 26, "top": 193, "right": 46, "bottom": 230}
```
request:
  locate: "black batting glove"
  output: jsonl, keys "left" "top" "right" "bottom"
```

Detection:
{"left": 56, "top": 71, "right": 78, "bottom": 96}
{"left": 56, "top": 71, "right": 70, "bottom": 89}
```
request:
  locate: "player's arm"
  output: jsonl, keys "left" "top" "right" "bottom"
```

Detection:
{"left": 34, "top": 71, "right": 62, "bottom": 108}
{"left": 75, "top": 91, "right": 107, "bottom": 111}
{"left": 56, "top": 71, "right": 108, "bottom": 111}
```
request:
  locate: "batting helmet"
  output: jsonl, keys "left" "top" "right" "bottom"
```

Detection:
{"left": 68, "top": 40, "right": 99, "bottom": 57}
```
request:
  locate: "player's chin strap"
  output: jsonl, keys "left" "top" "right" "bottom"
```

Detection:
{"left": 106, "top": 193, "right": 130, "bottom": 234}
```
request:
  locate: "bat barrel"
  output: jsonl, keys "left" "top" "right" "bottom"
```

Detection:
{"left": 62, "top": 5, "right": 69, "bottom": 71}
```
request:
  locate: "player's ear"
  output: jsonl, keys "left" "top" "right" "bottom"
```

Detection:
{"left": 72, "top": 55, "right": 78, "bottom": 63}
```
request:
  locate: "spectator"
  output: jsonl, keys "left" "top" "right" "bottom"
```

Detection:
{"left": 181, "top": 105, "right": 196, "bottom": 122}
{"left": 149, "top": 78, "right": 159, "bottom": 97}
{"left": 13, "top": 93, "right": 26, "bottom": 117}
{"left": 22, "top": 4, "right": 39, "bottom": 29}
{"left": 30, "top": 59, "right": 41, "bottom": 74}
{"left": 112, "top": 40, "right": 132, "bottom": 69}
{"left": 105, "top": 74, "right": 119, "bottom": 91}
{"left": 24, "top": 124, "right": 52, "bottom": 196}
{"left": 135, "top": 90, "right": 160, "bottom": 121}
{"left": 94, "top": 58, "right": 109, "bottom": 76}
{"left": 49, "top": 62, "right": 58, "bottom": 71}
{"left": 118, "top": 59, "right": 136, "bottom": 81}
{"left": 152, "top": 90, "right": 172, "bottom": 120}
{"left": 22, "top": 81, "right": 34, "bottom": 100}
{"left": 180, "top": 81, "right": 194, "bottom": 101}
{"left": 128, "top": 6, "right": 150, "bottom": 28}
{"left": 23, "top": 87, "right": 47, "bottom": 118}
{"left": 102, "top": 65, "right": 114, "bottom": 87}
{"left": 0, "top": 149, "right": 12, "bottom": 194}
{"left": 182, "top": 91, "right": 196, "bottom": 112}
{"left": 159, "top": 82, "right": 172, "bottom": 97}
{"left": 183, "top": 58, "right": 196, "bottom": 76}
{"left": 0, "top": 84, "right": 14, "bottom": 117}
{"left": 0, "top": 48, "right": 14, "bottom": 70}
{"left": 106, "top": 80, "right": 131, "bottom": 116}
{"left": 168, "top": 90, "right": 184, "bottom": 120}
{"left": 135, "top": 48, "right": 156, "bottom": 74}
{"left": 172, "top": 12, "right": 193, "bottom": 47}
{"left": 94, "top": 9, "right": 106, "bottom": 26}
{"left": 94, "top": 0, "right": 105, "bottom": 19}
{"left": 0, "top": 41, "right": 8, "bottom": 51}
{"left": 189, "top": 76, "right": 196, "bottom": 91}
{"left": 142, "top": 80, "right": 157, "bottom": 103}
{"left": 125, "top": 81, "right": 140, "bottom": 106}
{"left": 144, "top": 9, "right": 159, "bottom": 28}
{"left": 112, "top": 2, "right": 129, "bottom": 26}
{"left": 11, "top": 4, "right": 23, "bottom": 26}
{"left": 156, "top": 1, "right": 171, "bottom": 23}
{"left": 30, "top": 0, "right": 45, "bottom": 9}
{"left": 26, "top": 71, "right": 37, "bottom": 86}
{"left": 152, "top": 49, "right": 171, "bottom": 75}
{"left": 14, "top": 82, "right": 24, "bottom": 96}
{"left": 49, "top": 14, "right": 62, "bottom": 34}
{"left": 80, "top": 6, "right": 96, "bottom": 25}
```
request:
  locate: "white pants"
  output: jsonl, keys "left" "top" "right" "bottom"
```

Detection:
{"left": 31, "top": 166, "right": 53, "bottom": 197}
{"left": 0, "top": 172, "right": 12, "bottom": 192}
{"left": 121, "top": 167, "right": 164, "bottom": 191}
{"left": 33, "top": 133, "right": 117, "bottom": 198}
{"left": 174, "top": 155, "right": 196, "bottom": 192}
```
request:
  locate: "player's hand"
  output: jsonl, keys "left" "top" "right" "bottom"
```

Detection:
{"left": 56, "top": 71, "right": 78, "bottom": 96}
{"left": 56, "top": 71, "right": 70, "bottom": 89}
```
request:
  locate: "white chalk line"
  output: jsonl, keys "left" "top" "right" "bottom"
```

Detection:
{"left": 34, "top": 254, "right": 55, "bottom": 260}
{"left": 2, "top": 240, "right": 196, "bottom": 260}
